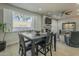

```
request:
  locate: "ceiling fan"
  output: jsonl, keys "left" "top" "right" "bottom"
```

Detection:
{"left": 52, "top": 10, "right": 73, "bottom": 20}
{"left": 61, "top": 10, "right": 72, "bottom": 15}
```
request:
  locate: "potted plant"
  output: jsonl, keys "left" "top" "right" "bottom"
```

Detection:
{"left": 0, "top": 22, "right": 3, "bottom": 30}
{"left": 0, "top": 22, "right": 6, "bottom": 52}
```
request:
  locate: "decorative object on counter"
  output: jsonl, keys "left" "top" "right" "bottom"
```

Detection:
{"left": 35, "top": 31, "right": 40, "bottom": 36}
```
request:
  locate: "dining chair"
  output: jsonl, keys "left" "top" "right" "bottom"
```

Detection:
{"left": 36, "top": 32, "right": 53, "bottom": 56}
{"left": 18, "top": 34, "right": 32, "bottom": 56}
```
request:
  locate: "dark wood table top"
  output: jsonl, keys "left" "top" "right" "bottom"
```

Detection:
{"left": 20, "top": 32, "right": 47, "bottom": 41}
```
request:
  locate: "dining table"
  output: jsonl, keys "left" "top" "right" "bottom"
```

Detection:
{"left": 20, "top": 32, "right": 56, "bottom": 56}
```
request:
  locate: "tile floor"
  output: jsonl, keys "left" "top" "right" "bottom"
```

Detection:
{"left": 0, "top": 41, "right": 79, "bottom": 56}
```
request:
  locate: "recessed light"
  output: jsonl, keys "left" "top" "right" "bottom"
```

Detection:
{"left": 38, "top": 8, "right": 42, "bottom": 11}
{"left": 77, "top": 13, "right": 79, "bottom": 15}
{"left": 77, "top": 9, "right": 79, "bottom": 12}
{"left": 48, "top": 12, "right": 51, "bottom": 15}
{"left": 76, "top": 3, "right": 79, "bottom": 4}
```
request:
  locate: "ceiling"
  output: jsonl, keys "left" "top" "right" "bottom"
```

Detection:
{"left": 9, "top": 3, "right": 79, "bottom": 19}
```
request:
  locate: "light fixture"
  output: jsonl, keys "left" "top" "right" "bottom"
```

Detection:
{"left": 38, "top": 8, "right": 42, "bottom": 11}
{"left": 76, "top": 3, "right": 79, "bottom": 4}
{"left": 77, "top": 13, "right": 79, "bottom": 15}
{"left": 48, "top": 12, "right": 51, "bottom": 15}
{"left": 77, "top": 9, "right": 79, "bottom": 12}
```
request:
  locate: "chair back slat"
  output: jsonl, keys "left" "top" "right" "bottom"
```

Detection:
{"left": 46, "top": 32, "right": 53, "bottom": 45}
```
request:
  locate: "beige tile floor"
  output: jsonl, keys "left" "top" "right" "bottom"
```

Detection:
{"left": 0, "top": 43, "right": 19, "bottom": 56}
{"left": 0, "top": 41, "right": 79, "bottom": 56}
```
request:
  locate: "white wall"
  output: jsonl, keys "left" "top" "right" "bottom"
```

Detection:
{"left": 58, "top": 18, "right": 79, "bottom": 31}
{"left": 51, "top": 18, "right": 79, "bottom": 34}
{"left": 0, "top": 4, "right": 42, "bottom": 46}
{"left": 51, "top": 19, "right": 57, "bottom": 33}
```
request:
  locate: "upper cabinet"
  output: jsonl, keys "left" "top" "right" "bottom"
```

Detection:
{"left": 45, "top": 17, "right": 52, "bottom": 24}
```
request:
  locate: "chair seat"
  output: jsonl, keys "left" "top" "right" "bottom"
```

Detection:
{"left": 24, "top": 40, "right": 45, "bottom": 51}
{"left": 25, "top": 41, "right": 32, "bottom": 51}
{"left": 37, "top": 40, "right": 51, "bottom": 47}
{"left": 37, "top": 40, "right": 45, "bottom": 46}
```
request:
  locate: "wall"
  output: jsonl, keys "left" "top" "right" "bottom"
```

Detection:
{"left": 51, "top": 18, "right": 79, "bottom": 34}
{"left": 58, "top": 18, "right": 79, "bottom": 31}
{"left": 51, "top": 19, "right": 57, "bottom": 33}
{"left": 51, "top": 18, "right": 79, "bottom": 42}
{"left": 0, "top": 3, "right": 42, "bottom": 46}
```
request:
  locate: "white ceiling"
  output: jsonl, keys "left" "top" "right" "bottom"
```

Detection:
{"left": 9, "top": 3, "right": 79, "bottom": 19}
{"left": 10, "top": 3, "right": 77, "bottom": 14}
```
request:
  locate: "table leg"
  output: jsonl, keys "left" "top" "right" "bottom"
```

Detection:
{"left": 54, "top": 34, "right": 56, "bottom": 51}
